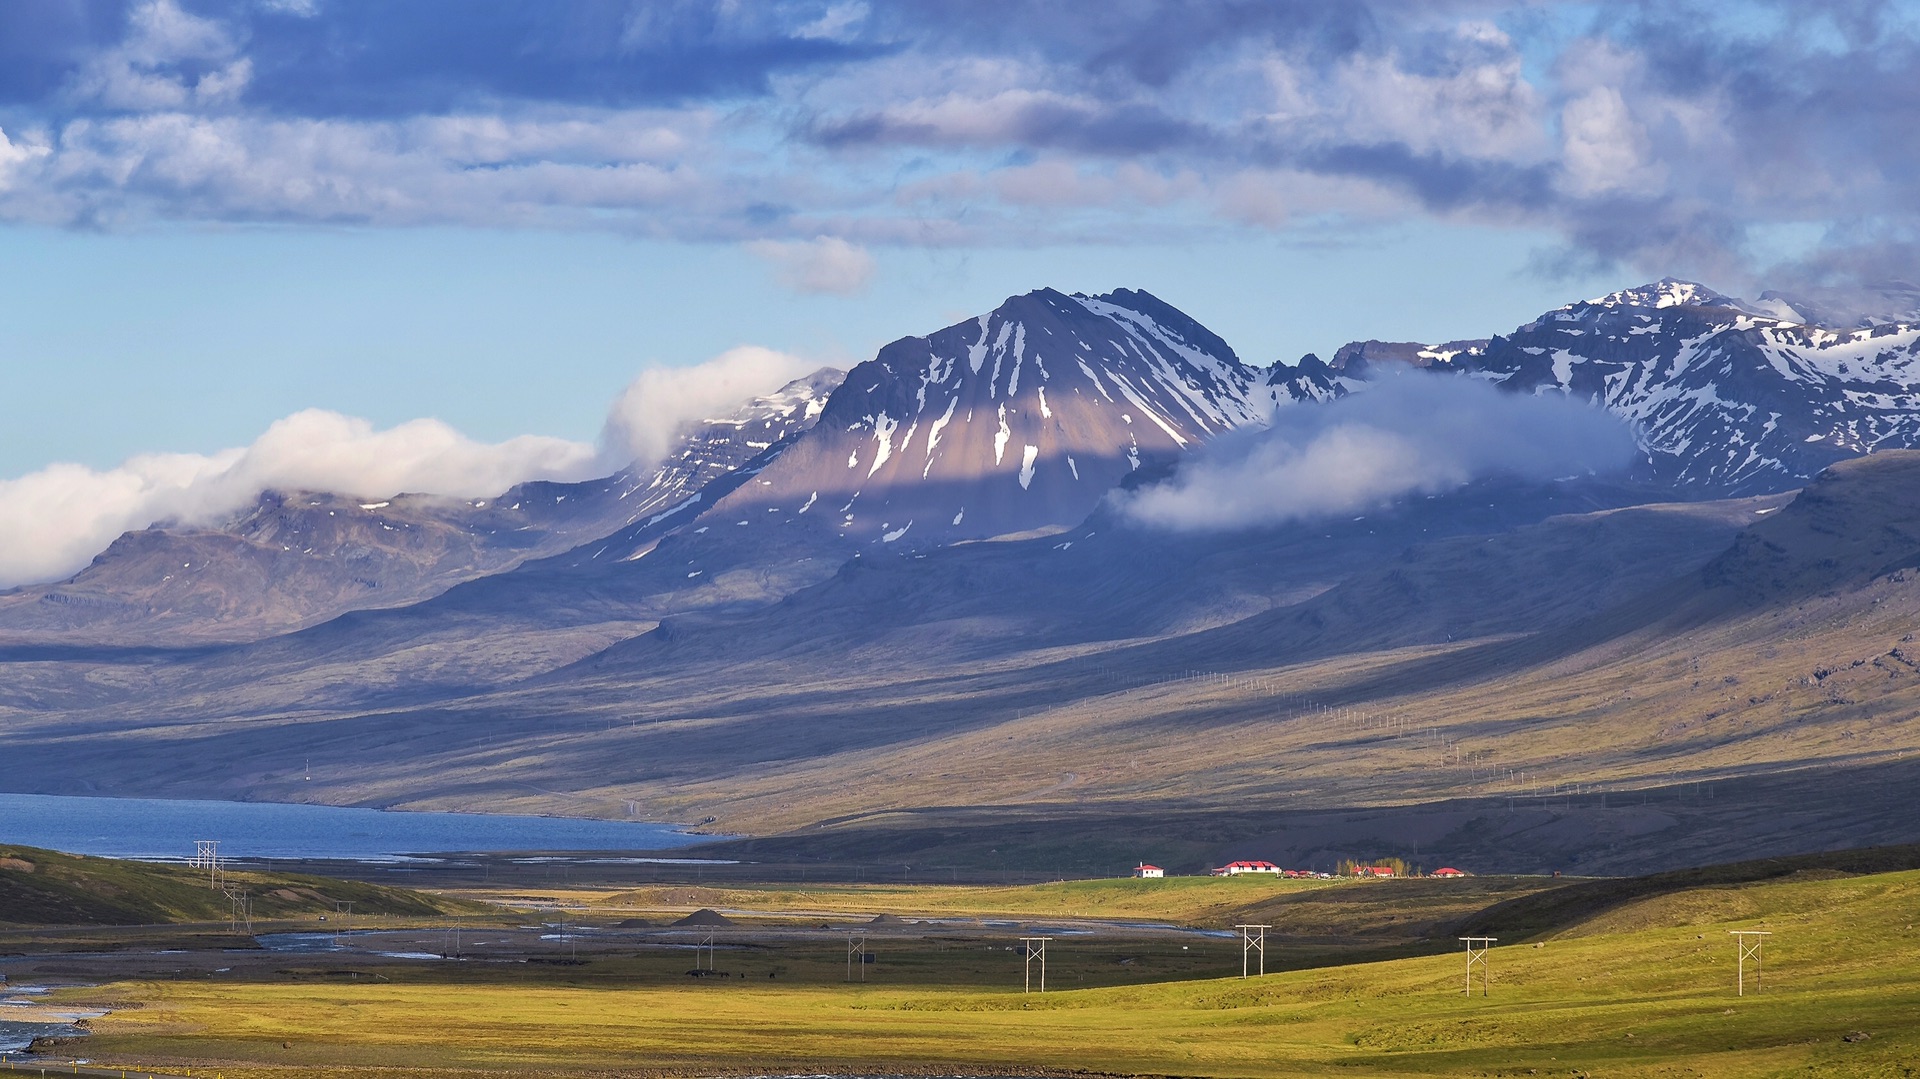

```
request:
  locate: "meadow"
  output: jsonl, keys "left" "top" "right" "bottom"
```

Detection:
{"left": 51, "top": 866, "right": 1920, "bottom": 1078}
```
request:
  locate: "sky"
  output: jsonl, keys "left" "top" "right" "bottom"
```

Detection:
{"left": 2, "top": 0, "right": 1918, "bottom": 582}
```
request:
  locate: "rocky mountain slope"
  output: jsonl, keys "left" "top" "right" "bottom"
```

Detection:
{"left": 1273, "top": 279, "right": 1920, "bottom": 495}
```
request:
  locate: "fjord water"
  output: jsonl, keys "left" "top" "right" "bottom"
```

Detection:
{"left": 0, "top": 793, "right": 702, "bottom": 860}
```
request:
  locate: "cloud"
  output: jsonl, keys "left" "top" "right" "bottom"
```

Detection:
{"left": 599, "top": 345, "right": 819, "bottom": 467}
{"left": 747, "top": 236, "right": 876, "bottom": 295}
{"left": 0, "top": 2, "right": 1916, "bottom": 290}
{"left": 0, "top": 411, "right": 599, "bottom": 589}
{"left": 1114, "top": 372, "right": 1637, "bottom": 532}
{"left": 0, "top": 345, "right": 825, "bottom": 588}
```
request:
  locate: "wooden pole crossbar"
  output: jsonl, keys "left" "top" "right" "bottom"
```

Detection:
{"left": 1729, "top": 931, "right": 1770, "bottom": 996}
{"left": 1020, "top": 936, "right": 1052, "bottom": 993}
{"left": 846, "top": 932, "right": 866, "bottom": 982}
{"left": 1234, "top": 924, "right": 1271, "bottom": 978}
{"left": 1459, "top": 937, "right": 1497, "bottom": 996}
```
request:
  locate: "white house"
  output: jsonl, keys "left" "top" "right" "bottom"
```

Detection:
{"left": 1212, "top": 859, "right": 1282, "bottom": 876}
{"left": 1133, "top": 863, "right": 1165, "bottom": 878}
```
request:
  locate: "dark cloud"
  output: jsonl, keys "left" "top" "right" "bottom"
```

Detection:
{"left": 1301, "top": 143, "right": 1557, "bottom": 214}
{"left": 0, "top": 2, "right": 128, "bottom": 103}
{"left": 806, "top": 96, "right": 1208, "bottom": 156}
{"left": 0, "top": 0, "right": 1915, "bottom": 294}
{"left": 0, "top": 0, "right": 885, "bottom": 116}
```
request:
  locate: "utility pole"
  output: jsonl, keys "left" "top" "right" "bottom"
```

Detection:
{"left": 1020, "top": 937, "right": 1052, "bottom": 993}
{"left": 1729, "top": 931, "right": 1770, "bottom": 996}
{"left": 1459, "top": 937, "right": 1496, "bottom": 996}
{"left": 1235, "top": 924, "right": 1270, "bottom": 978}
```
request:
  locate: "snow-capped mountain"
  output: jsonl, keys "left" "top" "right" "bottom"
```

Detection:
{"left": 690, "top": 288, "right": 1267, "bottom": 546}
{"left": 1750, "top": 281, "right": 1920, "bottom": 330}
{"left": 1267, "top": 278, "right": 1920, "bottom": 495}
{"left": 1471, "top": 279, "right": 1920, "bottom": 493}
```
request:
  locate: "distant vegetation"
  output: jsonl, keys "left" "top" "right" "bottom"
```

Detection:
{"left": 0, "top": 845, "right": 485, "bottom": 926}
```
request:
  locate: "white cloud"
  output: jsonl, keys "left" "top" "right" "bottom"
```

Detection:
{"left": 0, "top": 126, "right": 51, "bottom": 190}
{"left": 1261, "top": 23, "right": 1550, "bottom": 164}
{"left": 0, "top": 411, "right": 599, "bottom": 589}
{"left": 795, "top": 1, "right": 869, "bottom": 41}
{"left": 599, "top": 345, "right": 818, "bottom": 468}
{"left": 66, "top": 0, "right": 243, "bottom": 111}
{"left": 746, "top": 236, "right": 875, "bottom": 295}
{"left": 0, "top": 346, "right": 827, "bottom": 588}
{"left": 1558, "top": 85, "right": 1663, "bottom": 198}
{"left": 1114, "top": 373, "right": 1636, "bottom": 532}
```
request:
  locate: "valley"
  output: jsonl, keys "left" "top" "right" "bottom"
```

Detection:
{"left": 4, "top": 284, "right": 1920, "bottom": 878}
{"left": 7, "top": 844, "right": 1917, "bottom": 1078}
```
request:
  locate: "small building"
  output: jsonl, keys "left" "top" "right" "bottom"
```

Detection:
{"left": 1432, "top": 867, "right": 1467, "bottom": 878}
{"left": 1132, "top": 863, "right": 1165, "bottom": 879}
{"left": 1357, "top": 865, "right": 1396, "bottom": 878}
{"left": 1212, "top": 859, "right": 1282, "bottom": 876}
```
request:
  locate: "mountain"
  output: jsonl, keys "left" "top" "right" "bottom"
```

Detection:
{"left": 1751, "top": 281, "right": 1920, "bottom": 329}
{"left": 684, "top": 288, "right": 1267, "bottom": 547}
{"left": 16, "top": 283, "right": 1920, "bottom": 876}
{"left": 1268, "top": 277, "right": 1920, "bottom": 495}
{"left": 0, "top": 369, "right": 843, "bottom": 644}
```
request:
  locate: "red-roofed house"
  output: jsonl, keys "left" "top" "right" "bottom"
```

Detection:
{"left": 1432, "top": 867, "right": 1467, "bottom": 878}
{"left": 1133, "top": 863, "right": 1165, "bottom": 878}
{"left": 1212, "top": 860, "right": 1281, "bottom": 876}
{"left": 1356, "top": 865, "right": 1396, "bottom": 878}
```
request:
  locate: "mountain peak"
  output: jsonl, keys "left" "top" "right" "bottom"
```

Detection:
{"left": 691, "top": 288, "right": 1263, "bottom": 546}
{"left": 1579, "top": 278, "right": 1734, "bottom": 312}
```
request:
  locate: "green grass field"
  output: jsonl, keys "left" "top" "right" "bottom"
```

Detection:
{"left": 590, "top": 872, "right": 1547, "bottom": 921}
{"left": 58, "top": 866, "right": 1920, "bottom": 1078}
{"left": 0, "top": 844, "right": 493, "bottom": 927}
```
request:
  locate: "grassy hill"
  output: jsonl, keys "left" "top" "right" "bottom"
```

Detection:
{"left": 0, "top": 844, "right": 485, "bottom": 926}
{"left": 66, "top": 852, "right": 1920, "bottom": 1077}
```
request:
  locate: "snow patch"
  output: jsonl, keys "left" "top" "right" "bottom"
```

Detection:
{"left": 1018, "top": 444, "right": 1039, "bottom": 489}
{"left": 882, "top": 520, "right": 912, "bottom": 542}
{"left": 966, "top": 315, "right": 992, "bottom": 374}
{"left": 868, "top": 412, "right": 898, "bottom": 477}
{"left": 924, "top": 395, "right": 959, "bottom": 478}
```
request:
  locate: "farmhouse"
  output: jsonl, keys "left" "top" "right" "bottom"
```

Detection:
{"left": 1432, "top": 867, "right": 1467, "bottom": 878}
{"left": 1356, "top": 865, "right": 1396, "bottom": 878}
{"left": 1132, "top": 863, "right": 1165, "bottom": 878}
{"left": 1212, "top": 859, "right": 1281, "bottom": 876}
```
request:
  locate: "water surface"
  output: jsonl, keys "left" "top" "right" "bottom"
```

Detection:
{"left": 0, "top": 793, "right": 703, "bottom": 860}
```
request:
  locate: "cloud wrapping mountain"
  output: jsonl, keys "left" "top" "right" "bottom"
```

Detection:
{"left": 599, "top": 346, "right": 819, "bottom": 468}
{"left": 1114, "top": 372, "right": 1637, "bottom": 532}
{"left": 0, "top": 411, "right": 597, "bottom": 589}
{"left": 0, "top": 346, "right": 822, "bottom": 589}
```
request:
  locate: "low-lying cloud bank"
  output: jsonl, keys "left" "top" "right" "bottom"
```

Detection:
{"left": 600, "top": 346, "right": 816, "bottom": 467}
{"left": 1114, "top": 374, "right": 1638, "bottom": 531}
{"left": 0, "top": 347, "right": 815, "bottom": 589}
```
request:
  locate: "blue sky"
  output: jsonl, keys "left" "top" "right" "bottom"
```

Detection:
{"left": 1, "top": 0, "right": 1916, "bottom": 584}
{"left": 0, "top": 218, "right": 1617, "bottom": 472}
